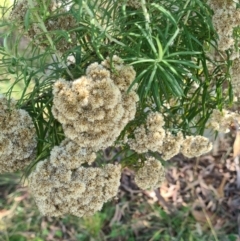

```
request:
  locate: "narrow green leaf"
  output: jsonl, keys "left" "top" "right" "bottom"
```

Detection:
{"left": 157, "top": 64, "right": 183, "bottom": 97}
{"left": 3, "top": 34, "right": 9, "bottom": 53}
{"left": 145, "top": 64, "right": 157, "bottom": 96}
{"left": 155, "top": 37, "right": 164, "bottom": 61}
{"left": 24, "top": 9, "right": 31, "bottom": 30}
{"left": 166, "top": 59, "right": 200, "bottom": 69}
{"left": 163, "top": 28, "right": 180, "bottom": 55}
{"left": 156, "top": 71, "right": 169, "bottom": 102}
{"left": 151, "top": 3, "right": 177, "bottom": 27}
{"left": 127, "top": 65, "right": 152, "bottom": 92}
{"left": 187, "top": 107, "right": 201, "bottom": 122}
{"left": 135, "top": 23, "right": 157, "bottom": 55}
{"left": 138, "top": 69, "right": 152, "bottom": 100}
{"left": 130, "top": 59, "right": 155, "bottom": 65}
{"left": 161, "top": 60, "right": 182, "bottom": 77}
{"left": 166, "top": 51, "right": 201, "bottom": 58}
{"left": 152, "top": 79, "right": 161, "bottom": 110}
{"left": 228, "top": 82, "right": 233, "bottom": 104}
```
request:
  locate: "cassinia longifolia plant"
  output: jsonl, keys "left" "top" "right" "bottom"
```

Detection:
{"left": 0, "top": 0, "right": 239, "bottom": 217}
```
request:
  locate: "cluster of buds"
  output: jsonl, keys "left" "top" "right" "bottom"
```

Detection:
{"left": 52, "top": 56, "right": 139, "bottom": 151}
{"left": 134, "top": 157, "right": 165, "bottom": 190}
{"left": 0, "top": 95, "right": 37, "bottom": 173}
{"left": 29, "top": 139, "right": 121, "bottom": 217}
{"left": 207, "top": 109, "right": 240, "bottom": 133}
{"left": 207, "top": 0, "right": 240, "bottom": 52}
{"left": 128, "top": 111, "right": 212, "bottom": 160}
{"left": 28, "top": 56, "right": 139, "bottom": 216}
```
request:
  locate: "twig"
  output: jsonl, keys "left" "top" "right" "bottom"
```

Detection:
{"left": 154, "top": 188, "right": 176, "bottom": 213}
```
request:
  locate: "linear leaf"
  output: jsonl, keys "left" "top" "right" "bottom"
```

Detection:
{"left": 135, "top": 23, "right": 157, "bottom": 55}
{"left": 127, "top": 65, "right": 152, "bottom": 93}
{"left": 166, "top": 51, "right": 201, "bottom": 58}
{"left": 152, "top": 79, "right": 161, "bottom": 110}
{"left": 155, "top": 37, "right": 164, "bottom": 61}
{"left": 24, "top": 9, "right": 31, "bottom": 30}
{"left": 145, "top": 64, "right": 157, "bottom": 96}
{"left": 157, "top": 64, "right": 183, "bottom": 97}
{"left": 163, "top": 28, "right": 180, "bottom": 55}
{"left": 151, "top": 3, "right": 177, "bottom": 28}
{"left": 166, "top": 59, "right": 200, "bottom": 69}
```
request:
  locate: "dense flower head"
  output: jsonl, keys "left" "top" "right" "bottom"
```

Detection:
{"left": 128, "top": 125, "right": 150, "bottom": 153}
{"left": 52, "top": 57, "right": 139, "bottom": 151}
{"left": 9, "top": 0, "right": 77, "bottom": 53}
{"left": 128, "top": 111, "right": 184, "bottom": 160}
{"left": 207, "top": 0, "right": 240, "bottom": 51}
{"left": 128, "top": 111, "right": 212, "bottom": 160}
{"left": 207, "top": 0, "right": 236, "bottom": 11}
{"left": 50, "top": 139, "right": 96, "bottom": 169}
{"left": 128, "top": 111, "right": 166, "bottom": 153}
{"left": 101, "top": 55, "right": 137, "bottom": 92}
{"left": 158, "top": 132, "right": 183, "bottom": 160}
{"left": 118, "top": 0, "right": 142, "bottom": 9}
{"left": 207, "top": 109, "right": 240, "bottom": 133}
{"left": 181, "top": 136, "right": 213, "bottom": 158}
{"left": 28, "top": 159, "right": 121, "bottom": 217}
{"left": 134, "top": 157, "right": 165, "bottom": 190}
{"left": 0, "top": 95, "right": 37, "bottom": 173}
{"left": 127, "top": 0, "right": 141, "bottom": 9}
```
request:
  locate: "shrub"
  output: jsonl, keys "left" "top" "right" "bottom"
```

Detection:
{"left": 0, "top": 0, "right": 239, "bottom": 217}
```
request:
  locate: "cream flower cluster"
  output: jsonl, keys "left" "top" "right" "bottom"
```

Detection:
{"left": 128, "top": 111, "right": 212, "bottom": 160}
{"left": 158, "top": 131, "right": 184, "bottom": 160}
{"left": 9, "top": 0, "right": 77, "bottom": 53}
{"left": 207, "top": 109, "right": 240, "bottom": 133}
{"left": 118, "top": 0, "right": 142, "bottom": 9}
{"left": 128, "top": 112, "right": 166, "bottom": 153}
{"left": 52, "top": 57, "right": 139, "bottom": 151}
{"left": 28, "top": 141, "right": 121, "bottom": 217}
{"left": 207, "top": 0, "right": 240, "bottom": 51}
{"left": 134, "top": 157, "right": 165, "bottom": 190}
{"left": 0, "top": 95, "right": 37, "bottom": 173}
{"left": 125, "top": 0, "right": 142, "bottom": 9}
{"left": 29, "top": 57, "right": 138, "bottom": 217}
{"left": 49, "top": 139, "right": 96, "bottom": 169}
{"left": 181, "top": 136, "right": 213, "bottom": 158}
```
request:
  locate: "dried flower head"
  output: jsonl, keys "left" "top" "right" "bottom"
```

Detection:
{"left": 9, "top": 0, "right": 77, "bottom": 53}
{"left": 101, "top": 55, "right": 137, "bottom": 92}
{"left": 50, "top": 139, "right": 96, "bottom": 169}
{"left": 118, "top": 0, "right": 142, "bottom": 9}
{"left": 128, "top": 109, "right": 211, "bottom": 160}
{"left": 128, "top": 111, "right": 166, "bottom": 153}
{"left": 158, "top": 132, "right": 183, "bottom": 160}
{"left": 52, "top": 58, "right": 139, "bottom": 150}
{"left": 207, "top": 0, "right": 240, "bottom": 51}
{"left": 28, "top": 160, "right": 121, "bottom": 217}
{"left": 0, "top": 95, "right": 37, "bottom": 173}
{"left": 207, "top": 109, "right": 240, "bottom": 133}
{"left": 134, "top": 157, "right": 165, "bottom": 190}
{"left": 181, "top": 136, "right": 213, "bottom": 158}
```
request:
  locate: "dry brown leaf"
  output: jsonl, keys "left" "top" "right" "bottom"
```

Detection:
{"left": 216, "top": 173, "right": 229, "bottom": 198}
{"left": 191, "top": 201, "right": 217, "bottom": 226}
{"left": 160, "top": 184, "right": 178, "bottom": 198}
